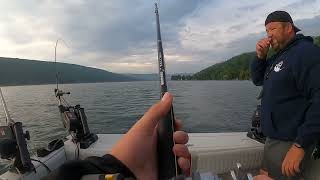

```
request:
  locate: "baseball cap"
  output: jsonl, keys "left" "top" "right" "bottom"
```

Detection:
{"left": 265, "top": 11, "right": 301, "bottom": 32}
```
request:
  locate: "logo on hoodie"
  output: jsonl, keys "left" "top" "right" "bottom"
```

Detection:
{"left": 274, "top": 61, "right": 283, "bottom": 72}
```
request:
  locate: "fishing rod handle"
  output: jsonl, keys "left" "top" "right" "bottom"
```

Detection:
{"left": 157, "top": 106, "right": 181, "bottom": 179}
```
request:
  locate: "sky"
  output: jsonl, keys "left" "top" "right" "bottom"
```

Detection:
{"left": 0, "top": 0, "right": 319, "bottom": 74}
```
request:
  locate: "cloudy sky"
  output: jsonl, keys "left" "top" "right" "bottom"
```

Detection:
{"left": 0, "top": 0, "right": 319, "bottom": 74}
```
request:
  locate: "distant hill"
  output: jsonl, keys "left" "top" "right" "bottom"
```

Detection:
{"left": 125, "top": 73, "right": 173, "bottom": 81}
{"left": 171, "top": 73, "right": 193, "bottom": 80}
{"left": 0, "top": 57, "right": 137, "bottom": 86}
{"left": 178, "top": 35, "right": 320, "bottom": 81}
{"left": 125, "top": 74, "right": 159, "bottom": 81}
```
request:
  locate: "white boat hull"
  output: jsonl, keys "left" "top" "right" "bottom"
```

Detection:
{"left": 1, "top": 132, "right": 319, "bottom": 180}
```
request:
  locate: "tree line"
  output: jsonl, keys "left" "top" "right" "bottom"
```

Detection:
{"left": 172, "top": 35, "right": 320, "bottom": 81}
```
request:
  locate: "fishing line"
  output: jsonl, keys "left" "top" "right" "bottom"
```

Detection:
{"left": 54, "top": 39, "right": 69, "bottom": 91}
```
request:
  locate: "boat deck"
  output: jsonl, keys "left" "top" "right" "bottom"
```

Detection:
{"left": 2, "top": 132, "right": 320, "bottom": 179}
{"left": 65, "top": 132, "right": 264, "bottom": 176}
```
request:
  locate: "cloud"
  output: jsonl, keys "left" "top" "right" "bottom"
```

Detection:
{"left": 295, "top": 15, "right": 320, "bottom": 35}
{"left": 0, "top": 0, "right": 319, "bottom": 73}
{"left": 178, "top": 0, "right": 320, "bottom": 70}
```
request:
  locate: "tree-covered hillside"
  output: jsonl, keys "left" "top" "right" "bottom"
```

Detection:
{"left": 192, "top": 52, "right": 255, "bottom": 80}
{"left": 0, "top": 57, "right": 136, "bottom": 86}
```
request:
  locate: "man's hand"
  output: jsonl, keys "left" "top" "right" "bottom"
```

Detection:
{"left": 281, "top": 144, "right": 305, "bottom": 177}
{"left": 256, "top": 38, "right": 271, "bottom": 59}
{"left": 110, "top": 92, "right": 190, "bottom": 180}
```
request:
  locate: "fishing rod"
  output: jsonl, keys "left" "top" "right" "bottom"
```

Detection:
{"left": 0, "top": 88, "right": 34, "bottom": 173}
{"left": 55, "top": 39, "right": 59, "bottom": 91}
{"left": 155, "top": 3, "right": 181, "bottom": 179}
{"left": 0, "top": 88, "right": 12, "bottom": 125}
{"left": 153, "top": 3, "right": 257, "bottom": 180}
{"left": 53, "top": 40, "right": 98, "bottom": 149}
{"left": 54, "top": 39, "right": 70, "bottom": 104}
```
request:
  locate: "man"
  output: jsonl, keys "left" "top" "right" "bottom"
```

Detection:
{"left": 251, "top": 11, "right": 320, "bottom": 179}
{"left": 45, "top": 92, "right": 191, "bottom": 180}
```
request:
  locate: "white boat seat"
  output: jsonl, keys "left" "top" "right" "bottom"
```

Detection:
{"left": 187, "top": 133, "right": 264, "bottom": 175}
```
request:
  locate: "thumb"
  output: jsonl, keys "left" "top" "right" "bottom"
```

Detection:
{"left": 132, "top": 92, "right": 173, "bottom": 133}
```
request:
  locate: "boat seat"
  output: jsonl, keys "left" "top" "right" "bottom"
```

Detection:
{"left": 188, "top": 132, "right": 264, "bottom": 175}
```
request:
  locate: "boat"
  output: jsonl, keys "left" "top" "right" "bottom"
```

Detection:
{"left": 0, "top": 3, "right": 319, "bottom": 180}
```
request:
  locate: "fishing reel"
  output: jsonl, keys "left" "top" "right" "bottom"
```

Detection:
{"left": 247, "top": 90, "right": 265, "bottom": 144}
{"left": 247, "top": 104, "right": 265, "bottom": 144}
{"left": 55, "top": 89, "right": 98, "bottom": 149}
{"left": 0, "top": 122, "right": 34, "bottom": 173}
{"left": 313, "top": 142, "right": 320, "bottom": 160}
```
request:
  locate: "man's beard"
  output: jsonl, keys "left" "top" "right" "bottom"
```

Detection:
{"left": 271, "top": 41, "right": 280, "bottom": 52}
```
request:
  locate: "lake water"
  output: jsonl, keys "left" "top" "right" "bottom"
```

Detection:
{"left": 0, "top": 80, "right": 260, "bottom": 170}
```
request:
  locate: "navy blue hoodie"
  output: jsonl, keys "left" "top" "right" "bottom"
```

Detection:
{"left": 251, "top": 34, "right": 320, "bottom": 148}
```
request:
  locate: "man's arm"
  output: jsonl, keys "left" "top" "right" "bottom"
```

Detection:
{"left": 281, "top": 44, "right": 320, "bottom": 177}
{"left": 43, "top": 154, "right": 136, "bottom": 180}
{"left": 43, "top": 93, "right": 191, "bottom": 180}
{"left": 251, "top": 56, "right": 267, "bottom": 86}
{"left": 293, "top": 45, "right": 320, "bottom": 148}
{"left": 251, "top": 38, "right": 271, "bottom": 86}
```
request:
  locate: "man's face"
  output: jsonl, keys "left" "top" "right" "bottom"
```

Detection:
{"left": 265, "top": 22, "right": 290, "bottom": 52}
